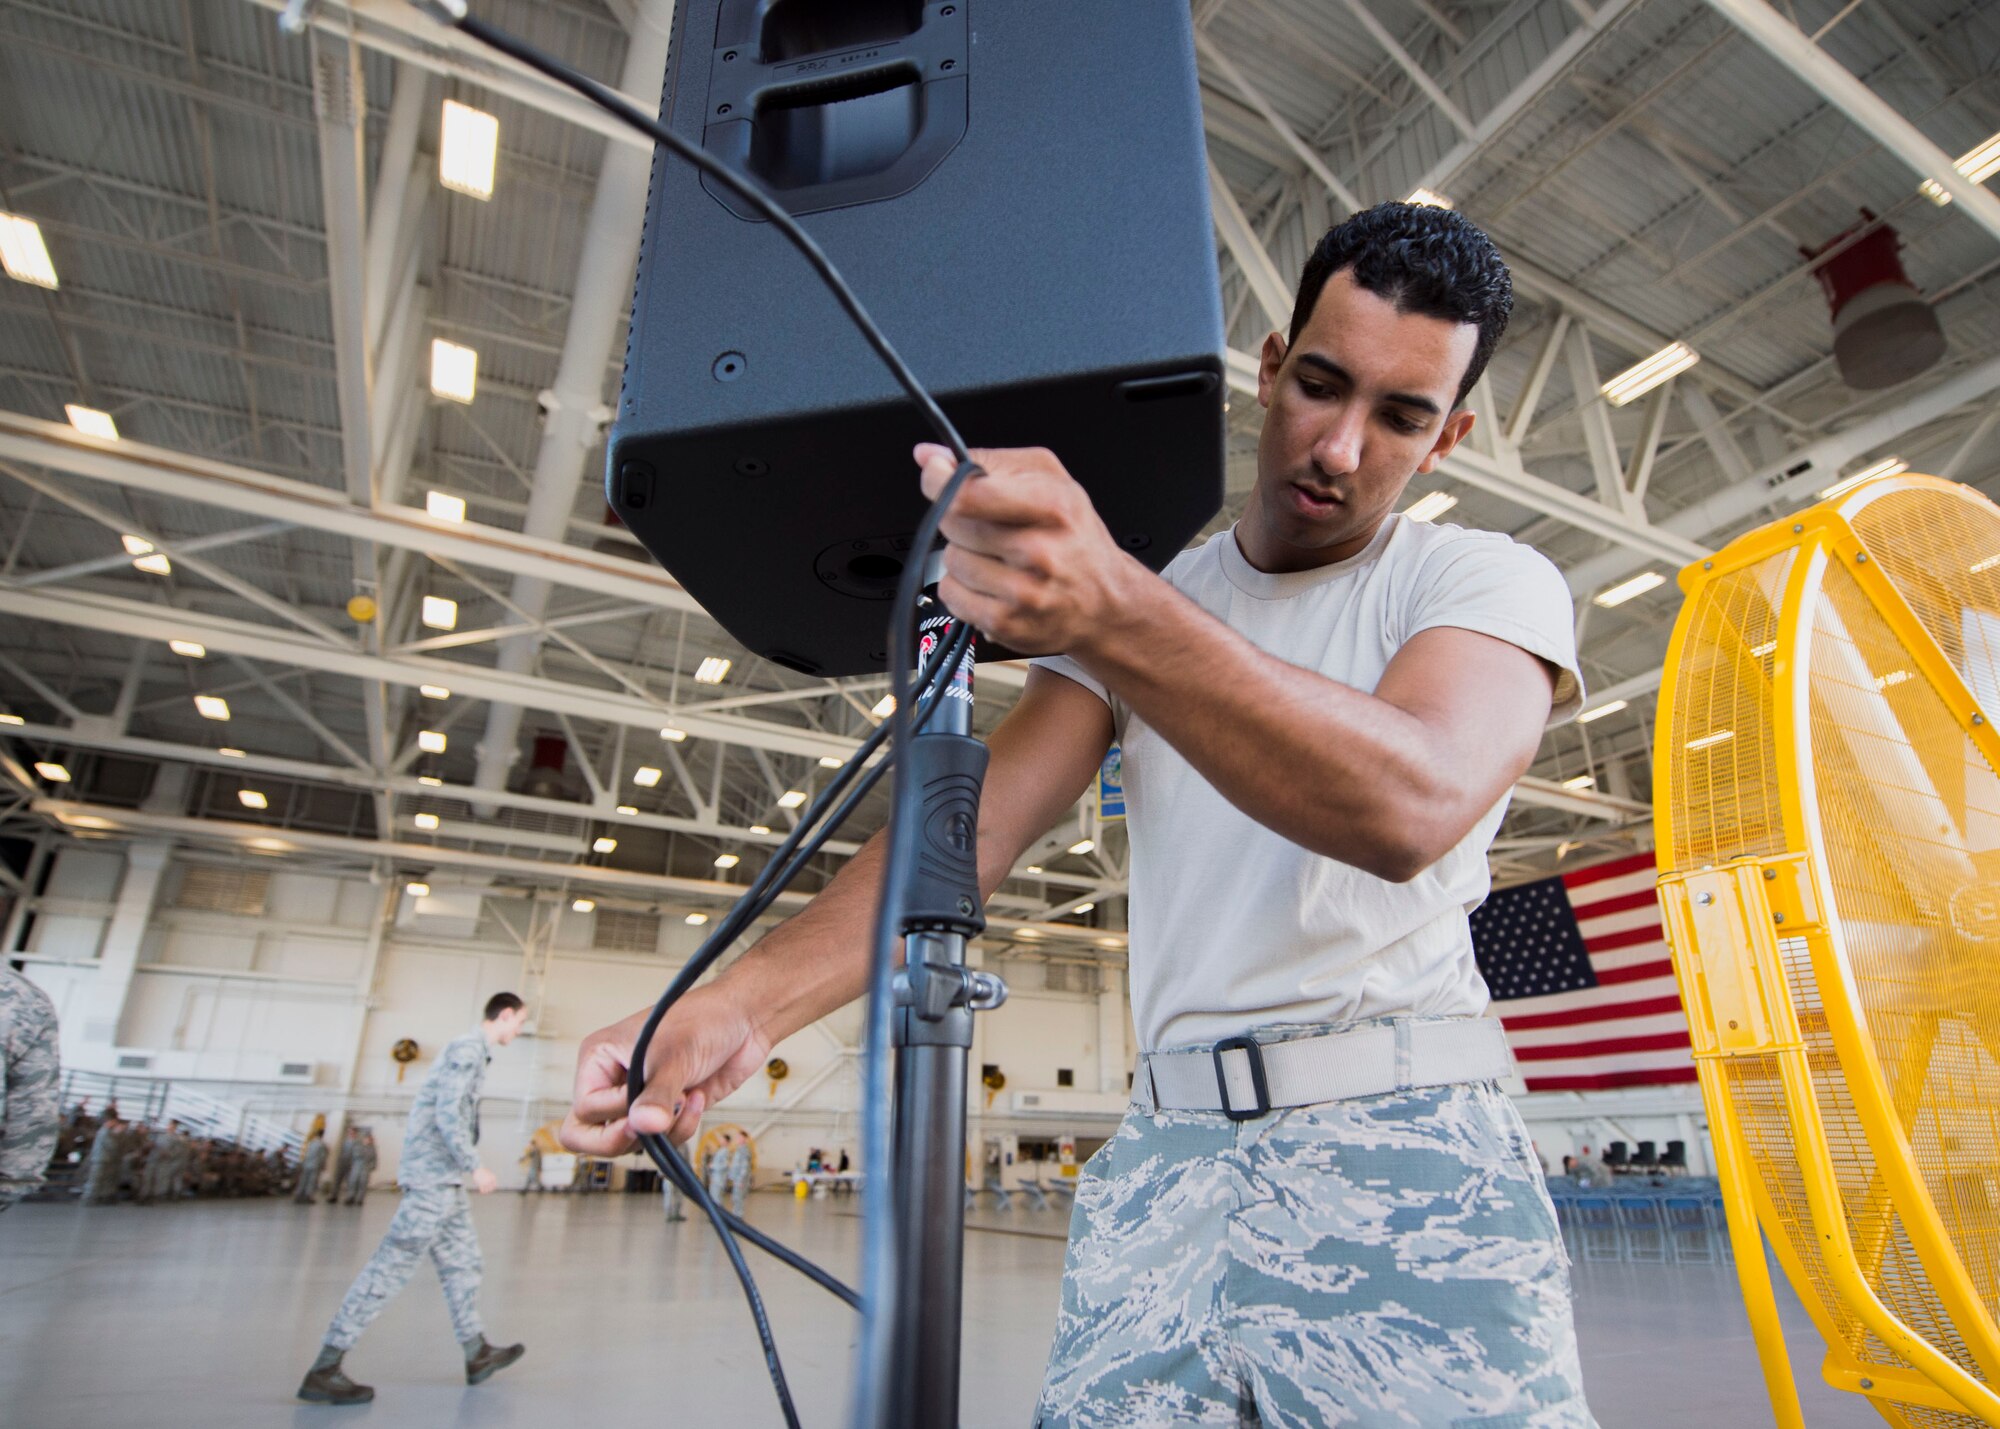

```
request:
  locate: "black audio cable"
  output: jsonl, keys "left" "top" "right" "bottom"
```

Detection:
{"left": 397, "top": 16, "right": 981, "bottom": 1424}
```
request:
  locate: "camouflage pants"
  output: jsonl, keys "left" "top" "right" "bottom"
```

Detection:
{"left": 1036, "top": 1078, "right": 1593, "bottom": 1428}
{"left": 325, "top": 1187, "right": 483, "bottom": 1351}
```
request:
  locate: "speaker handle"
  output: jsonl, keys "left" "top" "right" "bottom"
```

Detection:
{"left": 698, "top": 0, "right": 968, "bottom": 220}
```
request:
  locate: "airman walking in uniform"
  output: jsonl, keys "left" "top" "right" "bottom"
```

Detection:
{"left": 298, "top": 993, "right": 531, "bottom": 1405}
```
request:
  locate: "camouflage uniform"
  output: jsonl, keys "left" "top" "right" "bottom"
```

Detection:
{"left": 726, "top": 1140, "right": 751, "bottom": 1215}
{"left": 1036, "top": 1036, "right": 1592, "bottom": 1429}
{"left": 322, "top": 1030, "right": 489, "bottom": 1351}
{"left": 343, "top": 1134, "right": 378, "bottom": 1204}
{"left": 80, "top": 1119, "right": 125, "bottom": 1204}
{"left": 295, "top": 1135, "right": 327, "bottom": 1203}
{"left": 0, "top": 969, "right": 60, "bottom": 1209}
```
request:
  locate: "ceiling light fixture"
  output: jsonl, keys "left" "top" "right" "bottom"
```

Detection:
{"left": 420, "top": 684, "right": 450, "bottom": 700}
{"left": 632, "top": 766, "right": 662, "bottom": 788}
{"left": 777, "top": 789, "right": 807, "bottom": 809}
{"left": 169, "top": 640, "right": 206, "bottom": 659}
{"left": 572, "top": 898, "right": 596, "bottom": 913}
{"left": 194, "top": 694, "right": 230, "bottom": 721}
{"left": 1402, "top": 491, "right": 1457, "bottom": 523}
{"left": 34, "top": 761, "right": 70, "bottom": 782}
{"left": 1068, "top": 839, "right": 1095, "bottom": 855}
{"left": 1074, "top": 902, "right": 1095, "bottom": 914}
{"left": 418, "top": 775, "right": 443, "bottom": 787}
{"left": 421, "top": 595, "right": 458, "bottom": 630}
{"left": 0, "top": 713, "right": 22, "bottom": 726}
{"left": 1561, "top": 774, "right": 1596, "bottom": 791}
{"left": 417, "top": 730, "right": 447, "bottom": 754}
{"left": 870, "top": 694, "right": 896, "bottom": 719}
{"left": 219, "top": 747, "right": 245, "bottom": 758}
{"left": 1601, "top": 341, "right": 1699, "bottom": 407}
{"left": 1576, "top": 699, "right": 1627, "bottom": 724}
{"left": 238, "top": 789, "right": 268, "bottom": 809}
{"left": 406, "top": 881, "right": 430, "bottom": 898}
{"left": 686, "top": 912, "right": 709, "bottom": 925}
{"left": 1919, "top": 130, "right": 2000, "bottom": 205}
{"left": 1685, "top": 728, "right": 1736, "bottom": 751}
{"left": 0, "top": 212, "right": 58, "bottom": 288}
{"left": 429, "top": 338, "right": 479, "bottom": 403}
{"left": 1405, "top": 187, "right": 1454, "bottom": 209}
{"left": 1820, "top": 455, "right": 1908, "bottom": 499}
{"left": 749, "top": 825, "right": 770, "bottom": 835}
{"left": 1593, "top": 571, "right": 1666, "bottom": 608}
{"left": 65, "top": 404, "right": 117, "bottom": 440}
{"left": 593, "top": 836, "right": 617, "bottom": 854}
{"left": 413, "top": 812, "right": 440, "bottom": 830}
{"left": 818, "top": 756, "right": 844, "bottom": 769}
{"left": 714, "top": 853, "right": 740, "bottom": 869}
{"left": 123, "top": 535, "right": 170, "bottom": 576}
{"left": 660, "top": 727, "right": 688, "bottom": 743}
{"left": 617, "top": 804, "right": 638, "bottom": 816}
{"left": 1025, "top": 864, "right": 1042, "bottom": 874}
{"left": 439, "top": 99, "right": 499, "bottom": 200}
{"left": 694, "top": 656, "right": 732, "bottom": 684}
{"left": 425, "top": 490, "right": 467, "bottom": 522}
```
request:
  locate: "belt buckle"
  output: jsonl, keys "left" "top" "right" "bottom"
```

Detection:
{"left": 1211, "top": 1036, "right": 1271, "bottom": 1122}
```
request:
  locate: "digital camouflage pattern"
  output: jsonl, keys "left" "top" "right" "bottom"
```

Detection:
{"left": 399, "top": 1028, "right": 487, "bottom": 1187}
{"left": 0, "top": 968, "right": 59, "bottom": 1207}
{"left": 1037, "top": 1072, "right": 1593, "bottom": 1428}
{"left": 324, "top": 1186, "right": 483, "bottom": 1350}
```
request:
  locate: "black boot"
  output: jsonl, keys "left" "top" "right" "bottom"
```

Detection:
{"left": 297, "top": 1347, "right": 374, "bottom": 1405}
{"left": 464, "top": 1336, "right": 525, "bottom": 1386}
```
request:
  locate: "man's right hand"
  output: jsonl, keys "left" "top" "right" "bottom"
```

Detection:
{"left": 560, "top": 983, "right": 771, "bottom": 1156}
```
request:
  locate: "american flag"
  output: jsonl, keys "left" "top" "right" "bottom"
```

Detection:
{"left": 1470, "top": 850, "right": 1697, "bottom": 1092}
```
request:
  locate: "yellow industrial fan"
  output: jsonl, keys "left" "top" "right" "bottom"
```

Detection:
{"left": 1656, "top": 471, "right": 2000, "bottom": 1426}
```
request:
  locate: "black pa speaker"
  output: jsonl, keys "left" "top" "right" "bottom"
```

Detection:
{"left": 608, "top": 0, "right": 1225, "bottom": 676}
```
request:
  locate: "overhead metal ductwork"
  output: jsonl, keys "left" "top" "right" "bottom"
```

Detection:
{"left": 1806, "top": 213, "right": 1944, "bottom": 392}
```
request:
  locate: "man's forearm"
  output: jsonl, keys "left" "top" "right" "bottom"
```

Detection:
{"left": 718, "top": 815, "right": 1030, "bottom": 1050}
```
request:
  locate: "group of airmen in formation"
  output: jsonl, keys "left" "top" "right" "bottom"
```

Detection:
{"left": 61, "top": 1105, "right": 376, "bottom": 1205}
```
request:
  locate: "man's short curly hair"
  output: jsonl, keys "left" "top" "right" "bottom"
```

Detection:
{"left": 1286, "top": 202, "right": 1513, "bottom": 407}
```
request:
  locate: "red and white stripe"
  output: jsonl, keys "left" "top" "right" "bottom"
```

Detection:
{"left": 1498, "top": 851, "right": 1697, "bottom": 1092}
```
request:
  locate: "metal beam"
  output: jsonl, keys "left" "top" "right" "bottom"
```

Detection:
{"left": 1334, "top": 0, "right": 1475, "bottom": 139}
{"left": 1701, "top": 0, "right": 2000, "bottom": 243}
{"left": 0, "top": 412, "right": 705, "bottom": 615}
{"left": 0, "top": 585, "right": 851, "bottom": 761}
{"left": 1208, "top": 161, "right": 1296, "bottom": 333}
{"left": 1196, "top": 34, "right": 1362, "bottom": 215}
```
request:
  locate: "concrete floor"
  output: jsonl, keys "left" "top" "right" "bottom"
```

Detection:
{"left": 0, "top": 1192, "right": 1879, "bottom": 1428}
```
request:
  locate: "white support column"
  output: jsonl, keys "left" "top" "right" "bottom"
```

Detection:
{"left": 73, "top": 841, "right": 172, "bottom": 1056}
{"left": 1702, "top": 0, "right": 2000, "bottom": 242}
{"left": 1506, "top": 313, "right": 1571, "bottom": 447}
{"left": 1676, "top": 379, "right": 1754, "bottom": 486}
{"left": 1623, "top": 379, "right": 1676, "bottom": 512}
{"left": 1564, "top": 323, "right": 1626, "bottom": 511}
{"left": 1208, "top": 161, "right": 1296, "bottom": 331}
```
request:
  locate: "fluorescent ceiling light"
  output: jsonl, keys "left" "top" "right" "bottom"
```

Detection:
{"left": 418, "top": 775, "right": 444, "bottom": 787}
{"left": 421, "top": 595, "right": 458, "bottom": 630}
{"left": 1593, "top": 571, "right": 1665, "bottom": 608}
{"left": 0, "top": 713, "right": 21, "bottom": 725}
{"left": 1068, "top": 839, "right": 1095, "bottom": 855}
{"left": 1403, "top": 491, "right": 1457, "bottom": 523}
{"left": 616, "top": 804, "right": 638, "bottom": 816}
{"left": 632, "top": 766, "right": 662, "bottom": 788}
{"left": 694, "top": 656, "right": 732, "bottom": 685}
{"left": 818, "top": 756, "right": 844, "bottom": 769}
{"left": 1025, "top": 864, "right": 1042, "bottom": 874}
{"left": 1685, "top": 729, "right": 1735, "bottom": 751}
{"left": 169, "top": 640, "right": 206, "bottom": 658}
{"left": 413, "top": 812, "right": 440, "bottom": 830}
{"left": 439, "top": 99, "right": 499, "bottom": 200}
{"left": 1919, "top": 130, "right": 2000, "bottom": 205}
{"left": 1561, "top": 774, "right": 1596, "bottom": 791}
{"left": 593, "top": 836, "right": 617, "bottom": 853}
{"left": 870, "top": 694, "right": 896, "bottom": 719}
{"left": 660, "top": 726, "right": 688, "bottom": 743}
{"left": 219, "top": 747, "right": 245, "bottom": 758}
{"left": 1820, "top": 456, "right": 1907, "bottom": 499}
{"left": 123, "top": 534, "right": 171, "bottom": 576}
{"left": 1016, "top": 927, "right": 1042, "bottom": 939}
{"left": 1074, "top": 902, "right": 1095, "bottom": 914}
{"left": 65, "top": 404, "right": 117, "bottom": 440}
{"left": 685, "top": 912, "right": 709, "bottom": 925}
{"left": 1750, "top": 641, "right": 1777, "bottom": 658}
{"left": 406, "top": 881, "right": 430, "bottom": 898}
{"left": 1875, "top": 670, "right": 1911, "bottom": 691}
{"left": 194, "top": 694, "right": 230, "bottom": 721}
{"left": 425, "top": 490, "right": 467, "bottom": 522}
{"left": 1601, "top": 342, "right": 1699, "bottom": 407}
{"left": 237, "top": 789, "right": 268, "bottom": 809}
{"left": 1971, "top": 554, "right": 2000, "bottom": 575}
{"left": 714, "top": 853, "right": 740, "bottom": 869}
{"left": 417, "top": 730, "right": 447, "bottom": 754}
{"left": 776, "top": 789, "right": 808, "bottom": 809}
{"left": 749, "top": 825, "right": 770, "bottom": 835}
{"left": 429, "top": 338, "right": 479, "bottom": 403}
{"left": 0, "top": 212, "right": 58, "bottom": 288}
{"left": 34, "top": 761, "right": 70, "bottom": 782}
{"left": 1577, "top": 699, "right": 1627, "bottom": 724}
{"left": 1405, "top": 187, "right": 1453, "bottom": 209}
{"left": 572, "top": 898, "right": 596, "bottom": 913}
{"left": 420, "top": 684, "right": 450, "bottom": 700}
{"left": 1097, "top": 936, "right": 1126, "bottom": 949}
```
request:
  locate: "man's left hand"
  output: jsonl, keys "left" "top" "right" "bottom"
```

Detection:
{"left": 471, "top": 1167, "right": 498, "bottom": 1195}
{"left": 915, "top": 443, "right": 1138, "bottom": 656}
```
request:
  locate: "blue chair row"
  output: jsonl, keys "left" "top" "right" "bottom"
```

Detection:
{"left": 1547, "top": 1187, "right": 1733, "bottom": 1264}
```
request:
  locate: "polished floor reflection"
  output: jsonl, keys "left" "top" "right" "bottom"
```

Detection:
{"left": 0, "top": 1192, "right": 1879, "bottom": 1426}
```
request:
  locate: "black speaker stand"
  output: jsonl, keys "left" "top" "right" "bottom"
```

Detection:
{"left": 885, "top": 596, "right": 1008, "bottom": 1427}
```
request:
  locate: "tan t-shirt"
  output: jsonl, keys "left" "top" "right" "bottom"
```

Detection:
{"left": 1034, "top": 516, "right": 1582, "bottom": 1053}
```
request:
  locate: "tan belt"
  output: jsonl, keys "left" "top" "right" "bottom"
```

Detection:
{"left": 1140, "top": 1018, "right": 1513, "bottom": 1119}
